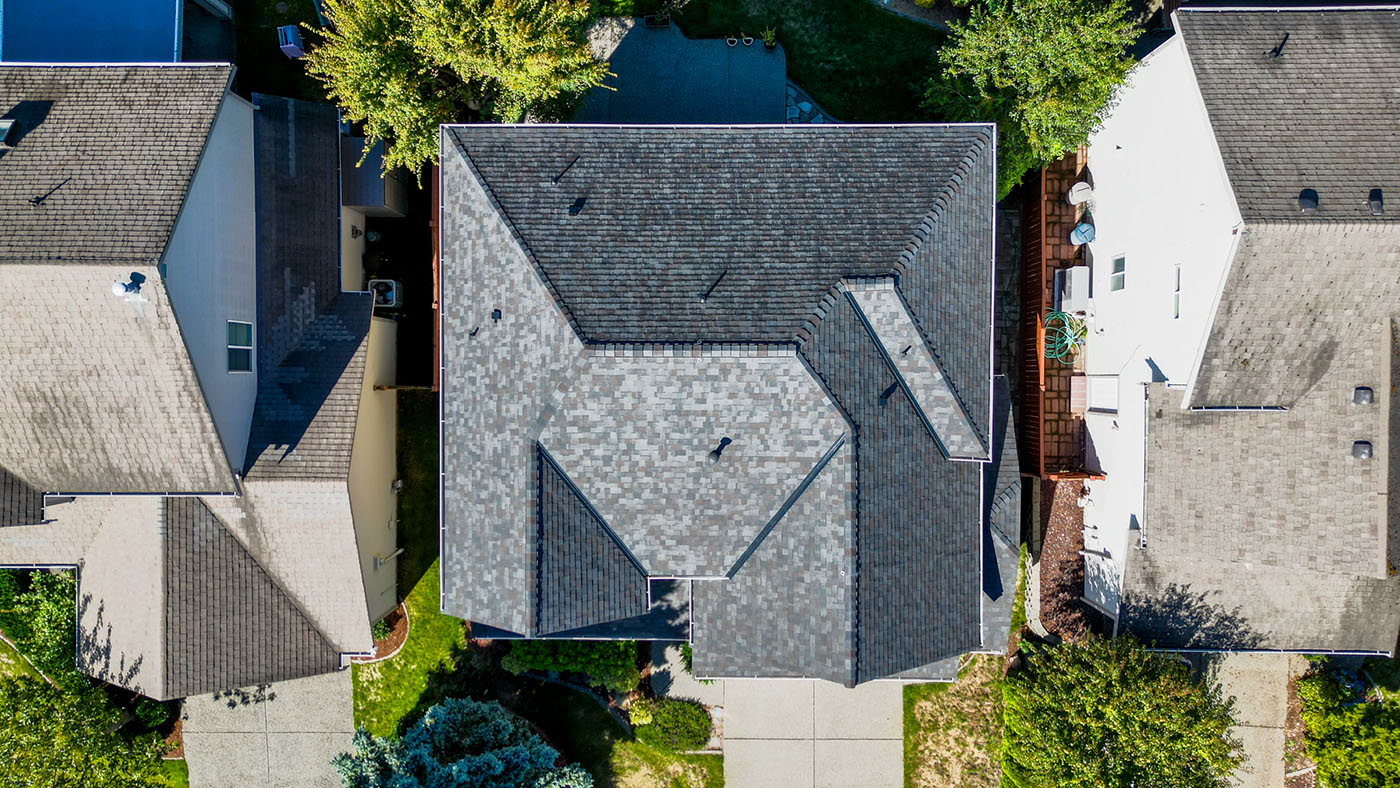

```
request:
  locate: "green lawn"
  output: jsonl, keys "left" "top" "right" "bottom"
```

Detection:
{"left": 228, "top": 0, "right": 328, "bottom": 101}
{"left": 672, "top": 0, "right": 948, "bottom": 122}
{"left": 159, "top": 759, "right": 190, "bottom": 788}
{"left": 0, "top": 634, "right": 41, "bottom": 680}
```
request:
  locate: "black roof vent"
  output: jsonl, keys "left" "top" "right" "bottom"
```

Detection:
{"left": 1369, "top": 189, "right": 1384, "bottom": 216}
{"left": 491, "top": 308, "right": 502, "bottom": 321}
{"left": 878, "top": 381, "right": 899, "bottom": 407}
{"left": 707, "top": 436, "right": 732, "bottom": 464}
{"left": 1298, "top": 188, "right": 1318, "bottom": 214}
{"left": 1268, "top": 32, "right": 1289, "bottom": 58}
{"left": 1353, "top": 440, "right": 1373, "bottom": 460}
{"left": 568, "top": 196, "right": 587, "bottom": 215}
{"left": 1354, "top": 386, "right": 1374, "bottom": 405}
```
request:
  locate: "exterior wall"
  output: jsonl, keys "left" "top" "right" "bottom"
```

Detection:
{"left": 1077, "top": 34, "right": 1242, "bottom": 612}
{"left": 349, "top": 316, "right": 399, "bottom": 622}
{"left": 163, "top": 94, "right": 258, "bottom": 472}
{"left": 341, "top": 206, "right": 368, "bottom": 292}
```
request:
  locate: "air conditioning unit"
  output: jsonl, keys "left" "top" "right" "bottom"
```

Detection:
{"left": 1055, "top": 265, "right": 1091, "bottom": 313}
{"left": 369, "top": 279, "right": 401, "bottom": 309}
{"left": 277, "top": 26, "right": 306, "bottom": 58}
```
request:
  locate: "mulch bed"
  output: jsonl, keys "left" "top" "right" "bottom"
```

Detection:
{"left": 364, "top": 605, "right": 408, "bottom": 661}
{"left": 163, "top": 716, "right": 184, "bottom": 760}
{"left": 1039, "top": 480, "right": 1089, "bottom": 641}
{"left": 1283, "top": 667, "right": 1317, "bottom": 788}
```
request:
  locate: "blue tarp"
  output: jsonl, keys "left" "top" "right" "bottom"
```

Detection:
{"left": 1, "top": 0, "right": 180, "bottom": 62}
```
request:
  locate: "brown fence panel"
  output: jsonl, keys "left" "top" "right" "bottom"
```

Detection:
{"left": 1017, "top": 168, "right": 1046, "bottom": 477}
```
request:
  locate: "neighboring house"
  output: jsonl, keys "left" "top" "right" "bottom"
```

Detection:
{"left": 0, "top": 65, "right": 400, "bottom": 699}
{"left": 1060, "top": 7, "right": 1400, "bottom": 653}
{"left": 438, "top": 124, "right": 1021, "bottom": 685}
{"left": 0, "top": 0, "right": 234, "bottom": 63}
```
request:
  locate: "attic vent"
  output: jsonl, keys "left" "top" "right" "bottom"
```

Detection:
{"left": 0, "top": 119, "right": 15, "bottom": 147}
{"left": 568, "top": 196, "right": 587, "bottom": 215}
{"left": 707, "top": 437, "right": 733, "bottom": 464}
{"left": 1354, "top": 386, "right": 1374, "bottom": 405}
{"left": 110, "top": 271, "right": 146, "bottom": 296}
{"left": 1267, "top": 32, "right": 1289, "bottom": 58}
{"left": 1352, "top": 441, "right": 1373, "bottom": 460}
{"left": 1369, "top": 189, "right": 1384, "bottom": 215}
{"left": 1298, "top": 188, "right": 1319, "bottom": 214}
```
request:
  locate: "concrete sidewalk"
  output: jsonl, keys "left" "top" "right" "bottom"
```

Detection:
{"left": 1206, "top": 653, "right": 1288, "bottom": 788}
{"left": 182, "top": 670, "right": 354, "bottom": 788}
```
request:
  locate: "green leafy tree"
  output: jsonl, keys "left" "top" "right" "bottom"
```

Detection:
{"left": 926, "top": 0, "right": 1138, "bottom": 197}
{"left": 1298, "top": 670, "right": 1400, "bottom": 788}
{"left": 631, "top": 698, "right": 711, "bottom": 752}
{"left": 1002, "top": 637, "right": 1243, "bottom": 788}
{"left": 0, "top": 676, "right": 168, "bottom": 788}
{"left": 501, "top": 640, "right": 640, "bottom": 693}
{"left": 307, "top": 0, "right": 609, "bottom": 175}
{"left": 10, "top": 570, "right": 85, "bottom": 689}
{"left": 333, "top": 698, "right": 593, "bottom": 788}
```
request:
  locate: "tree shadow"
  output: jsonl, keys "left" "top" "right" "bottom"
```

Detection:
{"left": 76, "top": 593, "right": 145, "bottom": 694}
{"left": 1118, "top": 583, "right": 1263, "bottom": 650}
{"left": 211, "top": 684, "right": 277, "bottom": 708}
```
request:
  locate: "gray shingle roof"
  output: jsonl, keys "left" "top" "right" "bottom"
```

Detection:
{"left": 162, "top": 497, "right": 340, "bottom": 699}
{"left": 1177, "top": 9, "right": 1400, "bottom": 222}
{"left": 1123, "top": 371, "right": 1399, "bottom": 651}
{"left": 440, "top": 124, "right": 995, "bottom": 683}
{"left": 0, "top": 64, "right": 232, "bottom": 264}
{"left": 1189, "top": 223, "right": 1400, "bottom": 408}
{"left": 536, "top": 446, "right": 649, "bottom": 635}
{"left": 244, "top": 294, "right": 372, "bottom": 480}
{"left": 251, "top": 94, "right": 345, "bottom": 371}
{"left": 0, "top": 465, "right": 43, "bottom": 527}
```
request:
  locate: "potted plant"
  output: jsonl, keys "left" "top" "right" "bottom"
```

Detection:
{"left": 761, "top": 26, "right": 777, "bottom": 49}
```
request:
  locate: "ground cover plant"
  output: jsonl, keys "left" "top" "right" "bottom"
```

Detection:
{"left": 904, "top": 655, "right": 1004, "bottom": 788}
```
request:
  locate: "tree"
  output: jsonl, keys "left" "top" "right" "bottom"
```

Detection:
{"left": 926, "top": 0, "right": 1138, "bottom": 198}
{"left": 0, "top": 676, "right": 168, "bottom": 788}
{"left": 1001, "top": 637, "right": 1243, "bottom": 788}
{"left": 333, "top": 698, "right": 593, "bottom": 788}
{"left": 306, "top": 0, "right": 609, "bottom": 175}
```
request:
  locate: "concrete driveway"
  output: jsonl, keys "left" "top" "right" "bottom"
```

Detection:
{"left": 1204, "top": 653, "right": 1288, "bottom": 788}
{"left": 182, "top": 670, "right": 354, "bottom": 788}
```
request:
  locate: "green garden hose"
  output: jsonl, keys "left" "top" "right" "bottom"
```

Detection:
{"left": 1044, "top": 310, "right": 1086, "bottom": 364}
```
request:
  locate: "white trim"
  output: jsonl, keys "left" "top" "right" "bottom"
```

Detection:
{"left": 440, "top": 121, "right": 999, "bottom": 131}
{"left": 1178, "top": 5, "right": 1400, "bottom": 12}
{"left": 0, "top": 61, "right": 235, "bottom": 67}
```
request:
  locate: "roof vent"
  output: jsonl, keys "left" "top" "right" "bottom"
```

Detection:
{"left": 0, "top": 119, "right": 15, "bottom": 147}
{"left": 878, "top": 381, "right": 899, "bottom": 407}
{"left": 707, "top": 437, "right": 732, "bottom": 464}
{"left": 1369, "top": 188, "right": 1384, "bottom": 215}
{"left": 1354, "top": 386, "right": 1374, "bottom": 405}
{"left": 1352, "top": 440, "right": 1373, "bottom": 460}
{"left": 491, "top": 308, "right": 502, "bottom": 321}
{"left": 110, "top": 271, "right": 146, "bottom": 297}
{"left": 698, "top": 269, "right": 728, "bottom": 303}
{"left": 1267, "top": 32, "right": 1289, "bottom": 58}
{"left": 1298, "top": 188, "right": 1318, "bottom": 214}
{"left": 568, "top": 196, "right": 587, "bottom": 215}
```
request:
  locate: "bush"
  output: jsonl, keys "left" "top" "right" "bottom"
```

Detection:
{"left": 371, "top": 618, "right": 392, "bottom": 642}
{"left": 501, "top": 640, "right": 641, "bottom": 693}
{"left": 1002, "top": 636, "right": 1242, "bottom": 787}
{"left": 8, "top": 570, "right": 84, "bottom": 690}
{"left": 133, "top": 697, "right": 170, "bottom": 730}
{"left": 1299, "top": 668, "right": 1400, "bottom": 788}
{"left": 632, "top": 698, "right": 711, "bottom": 753}
{"left": 0, "top": 569, "right": 29, "bottom": 642}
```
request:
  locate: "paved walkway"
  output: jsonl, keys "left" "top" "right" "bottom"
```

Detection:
{"left": 1199, "top": 653, "right": 1288, "bottom": 788}
{"left": 182, "top": 671, "right": 354, "bottom": 788}
{"left": 652, "top": 644, "right": 902, "bottom": 788}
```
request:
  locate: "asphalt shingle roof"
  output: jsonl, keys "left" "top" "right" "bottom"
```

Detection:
{"left": 1177, "top": 9, "right": 1400, "bottom": 222}
{"left": 0, "top": 465, "right": 43, "bottom": 527}
{"left": 440, "top": 124, "right": 994, "bottom": 683}
{"left": 244, "top": 293, "right": 372, "bottom": 480}
{"left": 0, "top": 64, "right": 232, "bottom": 264}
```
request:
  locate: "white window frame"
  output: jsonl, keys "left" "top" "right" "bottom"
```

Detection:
{"left": 1109, "top": 255, "right": 1126, "bottom": 292}
{"left": 1172, "top": 265, "right": 1182, "bottom": 319}
{"left": 227, "top": 320, "right": 254, "bottom": 373}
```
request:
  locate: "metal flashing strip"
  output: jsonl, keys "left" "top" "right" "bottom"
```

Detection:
{"left": 536, "top": 443, "right": 649, "bottom": 577}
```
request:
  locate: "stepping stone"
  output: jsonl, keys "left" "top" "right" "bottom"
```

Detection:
{"left": 798, "top": 101, "right": 812, "bottom": 112}
{"left": 786, "top": 106, "right": 800, "bottom": 121}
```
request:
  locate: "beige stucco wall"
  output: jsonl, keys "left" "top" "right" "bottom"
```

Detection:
{"left": 350, "top": 316, "right": 399, "bottom": 622}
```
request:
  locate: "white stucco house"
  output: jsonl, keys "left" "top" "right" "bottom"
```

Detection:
{"left": 1069, "top": 6, "right": 1400, "bottom": 653}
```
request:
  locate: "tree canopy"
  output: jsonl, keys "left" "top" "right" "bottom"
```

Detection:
{"left": 1001, "top": 637, "right": 1243, "bottom": 788}
{"left": 1297, "top": 666, "right": 1400, "bottom": 788}
{"left": 926, "top": 0, "right": 1139, "bottom": 198}
{"left": 0, "top": 677, "right": 168, "bottom": 788}
{"left": 333, "top": 698, "right": 593, "bottom": 788}
{"left": 306, "top": 0, "right": 609, "bottom": 175}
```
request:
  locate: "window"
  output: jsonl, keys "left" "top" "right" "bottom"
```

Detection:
{"left": 1110, "top": 256, "right": 1126, "bottom": 291}
{"left": 1172, "top": 265, "right": 1181, "bottom": 319}
{"left": 227, "top": 321, "right": 253, "bottom": 372}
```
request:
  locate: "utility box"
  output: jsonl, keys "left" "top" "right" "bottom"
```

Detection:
{"left": 277, "top": 26, "right": 305, "bottom": 58}
{"left": 1055, "top": 265, "right": 1091, "bottom": 314}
